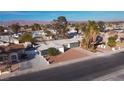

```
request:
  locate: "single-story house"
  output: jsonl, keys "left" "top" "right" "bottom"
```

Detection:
{"left": 32, "top": 30, "right": 43, "bottom": 38}
{"left": 32, "top": 30, "right": 53, "bottom": 41}
{"left": 113, "top": 29, "right": 124, "bottom": 33}
{"left": 38, "top": 38, "right": 81, "bottom": 56}
{"left": 0, "top": 32, "right": 19, "bottom": 45}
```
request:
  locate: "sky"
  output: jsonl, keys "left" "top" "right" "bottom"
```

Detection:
{"left": 1, "top": 11, "right": 124, "bottom": 21}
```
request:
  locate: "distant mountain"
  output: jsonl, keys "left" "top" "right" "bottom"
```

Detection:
{"left": 0, "top": 20, "right": 86, "bottom": 26}
{"left": 0, "top": 20, "right": 51, "bottom": 26}
{"left": 1, "top": 20, "right": 124, "bottom": 26}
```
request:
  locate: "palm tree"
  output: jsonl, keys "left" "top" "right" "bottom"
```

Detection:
{"left": 82, "top": 21, "right": 100, "bottom": 50}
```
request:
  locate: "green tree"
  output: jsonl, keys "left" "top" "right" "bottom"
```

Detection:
{"left": 48, "top": 47, "right": 60, "bottom": 56}
{"left": 58, "top": 16, "right": 68, "bottom": 38}
{"left": 52, "top": 16, "right": 68, "bottom": 38}
{"left": 82, "top": 21, "right": 100, "bottom": 50}
{"left": 19, "top": 33, "right": 34, "bottom": 43}
{"left": 52, "top": 19, "right": 59, "bottom": 33}
{"left": 107, "top": 36, "right": 117, "bottom": 47}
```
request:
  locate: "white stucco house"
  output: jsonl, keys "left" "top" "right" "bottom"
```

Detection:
{"left": 38, "top": 38, "right": 81, "bottom": 56}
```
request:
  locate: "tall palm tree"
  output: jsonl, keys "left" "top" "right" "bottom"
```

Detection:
{"left": 82, "top": 21, "right": 100, "bottom": 50}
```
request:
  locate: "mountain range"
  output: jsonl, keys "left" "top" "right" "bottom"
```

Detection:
{"left": 1, "top": 20, "right": 124, "bottom": 26}
{"left": 0, "top": 20, "right": 51, "bottom": 26}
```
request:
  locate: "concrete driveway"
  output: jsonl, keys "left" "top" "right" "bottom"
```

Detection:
{"left": 19, "top": 53, "right": 49, "bottom": 71}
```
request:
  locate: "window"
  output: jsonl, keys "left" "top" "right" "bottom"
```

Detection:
{"left": 0, "top": 56, "right": 3, "bottom": 61}
{"left": 3, "top": 56, "right": 8, "bottom": 60}
{"left": 41, "top": 50, "right": 48, "bottom": 55}
{"left": 11, "top": 55, "right": 17, "bottom": 60}
{"left": 0, "top": 55, "right": 8, "bottom": 63}
{"left": 70, "top": 42, "right": 80, "bottom": 48}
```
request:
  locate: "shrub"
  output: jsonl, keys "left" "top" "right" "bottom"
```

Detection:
{"left": 48, "top": 47, "right": 60, "bottom": 56}
{"left": 19, "top": 33, "right": 34, "bottom": 43}
{"left": 107, "top": 36, "right": 117, "bottom": 47}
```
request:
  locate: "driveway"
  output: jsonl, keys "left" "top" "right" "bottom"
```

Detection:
{"left": 19, "top": 53, "right": 49, "bottom": 70}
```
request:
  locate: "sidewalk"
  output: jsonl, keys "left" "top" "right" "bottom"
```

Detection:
{"left": 95, "top": 47, "right": 124, "bottom": 57}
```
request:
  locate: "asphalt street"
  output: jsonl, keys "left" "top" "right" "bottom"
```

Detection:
{"left": 2, "top": 51, "right": 124, "bottom": 81}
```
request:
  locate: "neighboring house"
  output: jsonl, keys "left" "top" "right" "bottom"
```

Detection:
{"left": 0, "top": 44, "right": 25, "bottom": 64}
{"left": 105, "top": 22, "right": 124, "bottom": 31}
{"left": 105, "top": 26, "right": 113, "bottom": 31}
{"left": 67, "top": 27, "right": 77, "bottom": 38}
{"left": 43, "top": 34, "right": 53, "bottom": 41}
{"left": 102, "top": 31, "right": 117, "bottom": 45}
{"left": 67, "top": 27, "right": 82, "bottom": 39}
{"left": 32, "top": 30, "right": 43, "bottom": 38}
{"left": 68, "top": 27, "right": 77, "bottom": 34}
{"left": 0, "top": 32, "right": 19, "bottom": 45}
{"left": 102, "top": 31, "right": 124, "bottom": 45}
{"left": 25, "top": 28, "right": 32, "bottom": 32}
{"left": 43, "top": 30, "right": 54, "bottom": 40}
{"left": 48, "top": 29, "right": 57, "bottom": 34}
{"left": 101, "top": 29, "right": 124, "bottom": 43}
{"left": 38, "top": 38, "right": 81, "bottom": 56}
{"left": 20, "top": 27, "right": 25, "bottom": 32}
{"left": 12, "top": 33, "right": 22, "bottom": 38}
{"left": 113, "top": 29, "right": 124, "bottom": 33}
{"left": 116, "top": 32, "right": 124, "bottom": 42}
{"left": 32, "top": 30, "right": 53, "bottom": 41}
{"left": 32, "top": 30, "right": 45, "bottom": 42}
